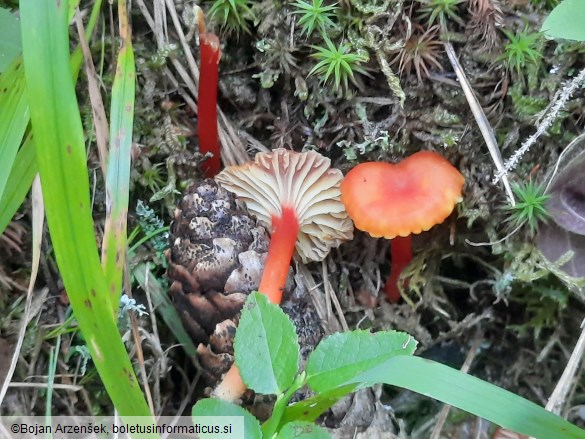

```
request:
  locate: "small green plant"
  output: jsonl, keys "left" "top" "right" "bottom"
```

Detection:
{"left": 309, "top": 37, "right": 368, "bottom": 93}
{"left": 509, "top": 83, "right": 549, "bottom": 118}
{"left": 498, "top": 28, "right": 543, "bottom": 78}
{"left": 192, "top": 293, "right": 585, "bottom": 438}
{"left": 255, "top": 38, "right": 299, "bottom": 84}
{"left": 208, "top": 0, "right": 255, "bottom": 35}
{"left": 417, "top": 0, "right": 465, "bottom": 28}
{"left": 135, "top": 200, "right": 168, "bottom": 252}
{"left": 292, "top": 0, "right": 338, "bottom": 38}
{"left": 504, "top": 180, "right": 550, "bottom": 236}
{"left": 138, "top": 161, "right": 165, "bottom": 192}
{"left": 132, "top": 200, "right": 169, "bottom": 267}
{"left": 509, "top": 281, "right": 569, "bottom": 339}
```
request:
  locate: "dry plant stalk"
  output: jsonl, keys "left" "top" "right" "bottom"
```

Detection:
{"left": 444, "top": 41, "right": 515, "bottom": 205}
{"left": 493, "top": 66, "right": 585, "bottom": 184}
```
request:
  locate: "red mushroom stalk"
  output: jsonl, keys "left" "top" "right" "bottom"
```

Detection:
{"left": 341, "top": 151, "right": 464, "bottom": 303}
{"left": 196, "top": 8, "right": 221, "bottom": 177}
{"left": 385, "top": 235, "right": 413, "bottom": 302}
{"left": 213, "top": 148, "right": 353, "bottom": 399}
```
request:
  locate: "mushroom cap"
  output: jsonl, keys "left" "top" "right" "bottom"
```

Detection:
{"left": 216, "top": 148, "right": 354, "bottom": 263}
{"left": 341, "top": 151, "right": 464, "bottom": 239}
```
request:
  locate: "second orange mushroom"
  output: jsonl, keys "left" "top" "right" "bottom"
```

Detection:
{"left": 340, "top": 151, "right": 464, "bottom": 302}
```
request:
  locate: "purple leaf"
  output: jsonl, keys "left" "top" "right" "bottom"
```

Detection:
{"left": 537, "top": 133, "right": 585, "bottom": 285}
{"left": 537, "top": 222, "right": 585, "bottom": 279}
{"left": 546, "top": 134, "right": 585, "bottom": 235}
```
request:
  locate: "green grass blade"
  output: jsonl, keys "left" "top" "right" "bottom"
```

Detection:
{"left": 132, "top": 263, "right": 198, "bottom": 359}
{"left": 20, "top": 0, "right": 153, "bottom": 420}
{"left": 102, "top": 1, "right": 136, "bottom": 310}
{"left": 45, "top": 335, "right": 61, "bottom": 420}
{"left": 0, "top": 135, "right": 36, "bottom": 235}
{"left": 280, "top": 384, "right": 358, "bottom": 426}
{"left": 350, "top": 356, "right": 585, "bottom": 439}
{"left": 0, "top": 0, "right": 102, "bottom": 236}
{"left": 0, "top": 57, "right": 29, "bottom": 203}
{"left": 0, "top": 7, "right": 21, "bottom": 72}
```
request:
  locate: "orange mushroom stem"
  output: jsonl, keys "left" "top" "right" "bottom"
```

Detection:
{"left": 211, "top": 205, "right": 300, "bottom": 401}
{"left": 258, "top": 206, "right": 300, "bottom": 304}
{"left": 341, "top": 151, "right": 464, "bottom": 303}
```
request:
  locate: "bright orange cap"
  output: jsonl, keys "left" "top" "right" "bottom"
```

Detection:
{"left": 340, "top": 151, "right": 464, "bottom": 239}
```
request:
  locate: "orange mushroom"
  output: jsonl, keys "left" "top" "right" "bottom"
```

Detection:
{"left": 216, "top": 148, "right": 354, "bottom": 304}
{"left": 340, "top": 151, "right": 464, "bottom": 302}
{"left": 213, "top": 148, "right": 353, "bottom": 401}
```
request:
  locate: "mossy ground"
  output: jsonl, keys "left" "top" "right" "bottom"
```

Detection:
{"left": 1, "top": 0, "right": 585, "bottom": 436}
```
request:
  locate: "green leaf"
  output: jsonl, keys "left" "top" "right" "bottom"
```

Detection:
{"left": 277, "top": 421, "right": 331, "bottom": 439}
{"left": 262, "top": 373, "right": 307, "bottom": 438}
{"left": 348, "top": 355, "right": 585, "bottom": 439}
{"left": 20, "top": 0, "right": 152, "bottom": 420}
{"left": 306, "top": 330, "right": 417, "bottom": 393}
{"left": 192, "top": 398, "right": 262, "bottom": 439}
{"left": 0, "top": 58, "right": 29, "bottom": 205}
{"left": 541, "top": 0, "right": 585, "bottom": 41}
{"left": 234, "top": 292, "right": 300, "bottom": 395}
{"left": 0, "top": 8, "right": 21, "bottom": 72}
{"left": 280, "top": 384, "right": 358, "bottom": 425}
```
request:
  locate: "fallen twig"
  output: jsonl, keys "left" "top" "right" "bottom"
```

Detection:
{"left": 444, "top": 42, "right": 515, "bottom": 205}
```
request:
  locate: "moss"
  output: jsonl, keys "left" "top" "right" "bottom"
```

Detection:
{"left": 510, "top": 84, "right": 548, "bottom": 118}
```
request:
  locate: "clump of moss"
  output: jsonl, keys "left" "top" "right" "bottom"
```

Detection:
{"left": 309, "top": 36, "right": 369, "bottom": 94}
{"left": 498, "top": 28, "right": 543, "bottom": 80}
{"left": 207, "top": 0, "right": 256, "bottom": 35}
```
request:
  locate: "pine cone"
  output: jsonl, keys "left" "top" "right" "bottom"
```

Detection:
{"left": 166, "top": 179, "right": 270, "bottom": 382}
